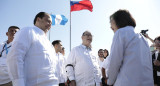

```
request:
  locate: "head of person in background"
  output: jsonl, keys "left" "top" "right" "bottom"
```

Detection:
{"left": 103, "top": 49, "right": 109, "bottom": 59}
{"left": 60, "top": 47, "right": 65, "bottom": 56}
{"left": 154, "top": 36, "right": 160, "bottom": 51}
{"left": 6, "top": 26, "right": 20, "bottom": 43}
{"left": 52, "top": 40, "right": 62, "bottom": 53}
{"left": 98, "top": 49, "right": 104, "bottom": 62}
{"left": 110, "top": 9, "right": 136, "bottom": 33}
{"left": 34, "top": 12, "right": 52, "bottom": 34}
{"left": 82, "top": 31, "right": 92, "bottom": 48}
{"left": 98, "top": 49, "right": 104, "bottom": 58}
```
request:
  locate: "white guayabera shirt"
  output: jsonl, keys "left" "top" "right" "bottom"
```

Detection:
{"left": 56, "top": 53, "right": 67, "bottom": 83}
{"left": 7, "top": 26, "right": 59, "bottom": 86}
{"left": 66, "top": 44, "right": 101, "bottom": 86}
{"left": 107, "top": 26, "right": 154, "bottom": 86}
{"left": 0, "top": 41, "right": 12, "bottom": 85}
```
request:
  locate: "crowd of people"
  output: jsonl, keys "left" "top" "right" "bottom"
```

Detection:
{"left": 0, "top": 9, "right": 160, "bottom": 86}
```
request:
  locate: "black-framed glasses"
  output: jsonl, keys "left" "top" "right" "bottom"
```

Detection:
{"left": 83, "top": 34, "right": 92, "bottom": 37}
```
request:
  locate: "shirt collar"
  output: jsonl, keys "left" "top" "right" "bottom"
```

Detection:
{"left": 81, "top": 44, "right": 92, "bottom": 50}
{"left": 33, "top": 26, "right": 45, "bottom": 35}
{"left": 4, "top": 41, "right": 12, "bottom": 46}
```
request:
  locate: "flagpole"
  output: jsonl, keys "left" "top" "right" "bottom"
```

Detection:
{"left": 70, "top": 0, "right": 71, "bottom": 51}
{"left": 49, "top": 29, "right": 51, "bottom": 41}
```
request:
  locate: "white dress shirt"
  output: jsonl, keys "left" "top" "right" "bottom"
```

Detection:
{"left": 102, "top": 56, "right": 110, "bottom": 78}
{"left": 7, "top": 26, "right": 59, "bottom": 86}
{"left": 0, "top": 41, "right": 11, "bottom": 84}
{"left": 98, "top": 58, "right": 104, "bottom": 69}
{"left": 56, "top": 53, "right": 67, "bottom": 83}
{"left": 107, "top": 26, "right": 154, "bottom": 86}
{"left": 66, "top": 44, "right": 101, "bottom": 86}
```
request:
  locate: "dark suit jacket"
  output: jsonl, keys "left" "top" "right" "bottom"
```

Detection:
{"left": 152, "top": 52, "right": 160, "bottom": 84}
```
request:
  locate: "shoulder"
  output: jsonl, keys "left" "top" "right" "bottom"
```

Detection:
{"left": 0, "top": 41, "right": 6, "bottom": 46}
{"left": 116, "top": 26, "right": 135, "bottom": 36}
{"left": 15, "top": 27, "right": 34, "bottom": 35}
{"left": 115, "top": 26, "right": 136, "bottom": 42}
{"left": 69, "top": 45, "right": 82, "bottom": 55}
{"left": 72, "top": 45, "right": 81, "bottom": 51}
{"left": 0, "top": 41, "right": 6, "bottom": 49}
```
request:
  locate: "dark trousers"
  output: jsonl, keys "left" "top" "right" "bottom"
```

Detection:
{"left": 59, "top": 83, "right": 65, "bottom": 86}
{"left": 157, "top": 76, "right": 160, "bottom": 86}
{"left": 0, "top": 82, "right": 12, "bottom": 86}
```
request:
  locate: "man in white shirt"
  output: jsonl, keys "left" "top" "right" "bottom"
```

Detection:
{"left": 106, "top": 9, "right": 153, "bottom": 86}
{"left": 66, "top": 31, "right": 102, "bottom": 86}
{"left": 52, "top": 40, "right": 67, "bottom": 86}
{"left": 7, "top": 12, "right": 58, "bottom": 86}
{"left": 98, "top": 49, "right": 104, "bottom": 69}
{"left": 0, "top": 26, "right": 20, "bottom": 86}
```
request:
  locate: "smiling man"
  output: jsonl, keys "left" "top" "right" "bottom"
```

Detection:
{"left": 66, "top": 31, "right": 102, "bottom": 86}
{"left": 6, "top": 12, "right": 58, "bottom": 86}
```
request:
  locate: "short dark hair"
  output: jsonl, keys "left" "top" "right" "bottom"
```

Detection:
{"left": 52, "top": 40, "right": 61, "bottom": 46}
{"left": 62, "top": 47, "right": 65, "bottom": 50}
{"left": 110, "top": 9, "right": 136, "bottom": 29}
{"left": 154, "top": 36, "right": 160, "bottom": 42}
{"left": 8, "top": 26, "right": 20, "bottom": 31}
{"left": 98, "top": 49, "right": 103, "bottom": 53}
{"left": 34, "top": 12, "right": 48, "bottom": 25}
{"left": 82, "top": 31, "right": 91, "bottom": 36}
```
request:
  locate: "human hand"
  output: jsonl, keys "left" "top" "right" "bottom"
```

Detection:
{"left": 144, "top": 34, "right": 149, "bottom": 38}
{"left": 69, "top": 80, "right": 76, "bottom": 86}
{"left": 154, "top": 60, "right": 160, "bottom": 66}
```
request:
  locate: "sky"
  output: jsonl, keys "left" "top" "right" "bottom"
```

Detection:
{"left": 0, "top": 0, "right": 160, "bottom": 56}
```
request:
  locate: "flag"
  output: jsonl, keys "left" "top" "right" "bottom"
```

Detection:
{"left": 70, "top": 0, "right": 93, "bottom": 12}
{"left": 51, "top": 14, "right": 68, "bottom": 25}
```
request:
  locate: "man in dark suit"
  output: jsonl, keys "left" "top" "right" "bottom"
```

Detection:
{"left": 152, "top": 36, "right": 160, "bottom": 86}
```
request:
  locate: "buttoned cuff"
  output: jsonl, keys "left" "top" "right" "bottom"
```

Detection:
{"left": 69, "top": 76, "right": 75, "bottom": 81}
{"left": 12, "top": 78, "right": 25, "bottom": 86}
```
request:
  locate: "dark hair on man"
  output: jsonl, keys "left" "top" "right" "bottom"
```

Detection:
{"left": 62, "top": 47, "right": 65, "bottom": 50}
{"left": 34, "top": 12, "right": 48, "bottom": 25}
{"left": 154, "top": 36, "right": 160, "bottom": 42}
{"left": 104, "top": 49, "right": 109, "bottom": 56}
{"left": 110, "top": 9, "right": 136, "bottom": 29}
{"left": 98, "top": 49, "right": 103, "bottom": 53}
{"left": 52, "top": 40, "right": 61, "bottom": 46}
{"left": 82, "top": 31, "right": 91, "bottom": 36}
{"left": 8, "top": 26, "right": 20, "bottom": 31}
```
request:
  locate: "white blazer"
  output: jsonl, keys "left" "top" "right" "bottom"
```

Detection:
{"left": 107, "top": 26, "right": 154, "bottom": 86}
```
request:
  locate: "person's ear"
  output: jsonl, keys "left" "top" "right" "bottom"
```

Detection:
{"left": 6, "top": 32, "right": 8, "bottom": 36}
{"left": 37, "top": 17, "right": 41, "bottom": 22}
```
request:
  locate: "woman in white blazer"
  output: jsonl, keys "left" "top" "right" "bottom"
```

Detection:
{"left": 106, "top": 9, "right": 154, "bottom": 86}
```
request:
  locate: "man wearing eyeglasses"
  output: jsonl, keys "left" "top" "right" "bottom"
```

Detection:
{"left": 0, "top": 26, "right": 20, "bottom": 86}
{"left": 66, "top": 31, "right": 102, "bottom": 86}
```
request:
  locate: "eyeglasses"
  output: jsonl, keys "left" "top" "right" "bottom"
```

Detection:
{"left": 83, "top": 34, "right": 92, "bottom": 37}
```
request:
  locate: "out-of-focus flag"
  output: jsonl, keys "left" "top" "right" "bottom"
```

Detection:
{"left": 70, "top": 0, "right": 93, "bottom": 12}
{"left": 51, "top": 14, "right": 68, "bottom": 25}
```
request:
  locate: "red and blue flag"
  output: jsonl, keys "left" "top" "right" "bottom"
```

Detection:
{"left": 70, "top": 0, "right": 93, "bottom": 12}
